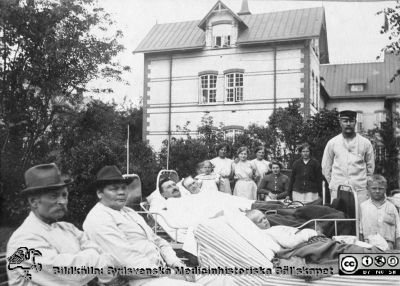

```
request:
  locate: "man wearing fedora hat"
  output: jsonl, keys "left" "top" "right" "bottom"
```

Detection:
{"left": 322, "top": 110, "right": 375, "bottom": 203}
{"left": 7, "top": 163, "right": 117, "bottom": 286}
{"left": 83, "top": 165, "right": 231, "bottom": 286}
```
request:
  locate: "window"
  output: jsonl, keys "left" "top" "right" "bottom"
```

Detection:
{"left": 224, "top": 128, "right": 244, "bottom": 143}
{"left": 316, "top": 78, "right": 320, "bottom": 110}
{"left": 225, "top": 73, "right": 243, "bottom": 102}
{"left": 311, "top": 72, "right": 315, "bottom": 106}
{"left": 311, "top": 38, "right": 319, "bottom": 57}
{"left": 356, "top": 112, "right": 363, "bottom": 132}
{"left": 375, "top": 111, "right": 386, "bottom": 126}
{"left": 212, "top": 24, "right": 231, "bottom": 48}
{"left": 350, "top": 84, "right": 365, "bottom": 92}
{"left": 311, "top": 72, "right": 319, "bottom": 109}
{"left": 376, "top": 145, "right": 386, "bottom": 163}
{"left": 213, "top": 35, "right": 230, "bottom": 47}
{"left": 348, "top": 79, "right": 367, "bottom": 92}
{"left": 199, "top": 74, "right": 217, "bottom": 103}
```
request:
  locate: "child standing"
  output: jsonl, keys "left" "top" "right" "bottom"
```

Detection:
{"left": 360, "top": 174, "right": 400, "bottom": 250}
{"left": 195, "top": 160, "right": 220, "bottom": 194}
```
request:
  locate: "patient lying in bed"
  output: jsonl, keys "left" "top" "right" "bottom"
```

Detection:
{"left": 149, "top": 177, "right": 254, "bottom": 228}
{"left": 246, "top": 209, "right": 319, "bottom": 250}
{"left": 194, "top": 210, "right": 397, "bottom": 286}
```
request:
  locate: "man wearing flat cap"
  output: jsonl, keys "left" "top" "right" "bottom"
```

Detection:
{"left": 6, "top": 163, "right": 117, "bottom": 286}
{"left": 83, "top": 165, "right": 231, "bottom": 286}
{"left": 322, "top": 110, "right": 375, "bottom": 203}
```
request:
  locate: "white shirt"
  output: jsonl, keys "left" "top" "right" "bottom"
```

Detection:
{"left": 210, "top": 157, "right": 232, "bottom": 177}
{"left": 322, "top": 134, "right": 374, "bottom": 192}
{"left": 360, "top": 199, "right": 400, "bottom": 244}
{"left": 83, "top": 203, "right": 181, "bottom": 270}
{"left": 7, "top": 212, "right": 115, "bottom": 286}
{"left": 250, "top": 159, "right": 270, "bottom": 179}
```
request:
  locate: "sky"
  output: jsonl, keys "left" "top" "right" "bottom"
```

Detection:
{"left": 87, "top": 0, "right": 396, "bottom": 106}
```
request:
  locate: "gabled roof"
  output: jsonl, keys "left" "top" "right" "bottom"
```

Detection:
{"left": 135, "top": 7, "right": 326, "bottom": 53}
{"left": 198, "top": 0, "right": 247, "bottom": 30}
{"left": 320, "top": 53, "right": 400, "bottom": 99}
{"left": 237, "top": 7, "right": 324, "bottom": 44}
{"left": 135, "top": 20, "right": 204, "bottom": 54}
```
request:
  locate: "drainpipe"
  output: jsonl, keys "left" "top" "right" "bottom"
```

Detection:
{"left": 126, "top": 124, "right": 130, "bottom": 174}
{"left": 167, "top": 55, "right": 173, "bottom": 169}
{"left": 273, "top": 46, "right": 277, "bottom": 111}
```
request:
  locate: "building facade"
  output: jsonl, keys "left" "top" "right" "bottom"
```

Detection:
{"left": 321, "top": 53, "right": 400, "bottom": 133}
{"left": 135, "top": 1, "right": 329, "bottom": 150}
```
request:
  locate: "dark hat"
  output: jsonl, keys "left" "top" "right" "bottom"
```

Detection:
{"left": 339, "top": 110, "right": 357, "bottom": 119}
{"left": 94, "top": 165, "right": 133, "bottom": 188}
{"left": 21, "top": 163, "right": 72, "bottom": 194}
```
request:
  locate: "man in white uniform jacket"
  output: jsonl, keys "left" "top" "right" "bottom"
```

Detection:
{"left": 7, "top": 164, "right": 117, "bottom": 286}
{"left": 83, "top": 165, "right": 231, "bottom": 286}
{"left": 322, "top": 110, "right": 375, "bottom": 203}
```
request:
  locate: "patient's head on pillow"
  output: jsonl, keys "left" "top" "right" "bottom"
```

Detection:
{"left": 159, "top": 178, "right": 181, "bottom": 199}
{"left": 246, "top": 209, "right": 270, "bottom": 229}
{"left": 182, "top": 176, "right": 201, "bottom": 194}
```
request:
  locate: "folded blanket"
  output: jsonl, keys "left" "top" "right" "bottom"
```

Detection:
{"left": 277, "top": 237, "right": 385, "bottom": 263}
{"left": 266, "top": 206, "right": 354, "bottom": 237}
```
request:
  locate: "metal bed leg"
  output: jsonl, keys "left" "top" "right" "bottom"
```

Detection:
{"left": 334, "top": 220, "right": 338, "bottom": 236}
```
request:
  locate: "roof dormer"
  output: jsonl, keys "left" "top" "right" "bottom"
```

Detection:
{"left": 198, "top": 1, "right": 248, "bottom": 49}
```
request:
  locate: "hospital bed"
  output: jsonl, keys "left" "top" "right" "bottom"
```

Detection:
{"left": 139, "top": 169, "right": 188, "bottom": 248}
{"left": 297, "top": 184, "right": 359, "bottom": 238}
{"left": 139, "top": 201, "right": 186, "bottom": 248}
{"left": 143, "top": 168, "right": 361, "bottom": 245}
{"left": 194, "top": 210, "right": 398, "bottom": 286}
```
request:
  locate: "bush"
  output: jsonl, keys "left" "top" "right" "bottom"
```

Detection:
{"left": 302, "top": 108, "right": 341, "bottom": 163}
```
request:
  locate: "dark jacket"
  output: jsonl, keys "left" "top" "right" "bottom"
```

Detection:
{"left": 289, "top": 157, "right": 322, "bottom": 197}
{"left": 257, "top": 173, "right": 290, "bottom": 200}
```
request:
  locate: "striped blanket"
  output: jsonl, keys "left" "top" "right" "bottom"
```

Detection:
{"left": 194, "top": 212, "right": 399, "bottom": 286}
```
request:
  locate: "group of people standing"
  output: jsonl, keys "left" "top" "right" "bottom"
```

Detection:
{"left": 194, "top": 110, "right": 376, "bottom": 206}
{"left": 194, "top": 142, "right": 322, "bottom": 204}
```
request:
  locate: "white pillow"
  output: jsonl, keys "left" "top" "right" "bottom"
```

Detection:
{"left": 177, "top": 179, "right": 191, "bottom": 197}
{"left": 265, "top": 226, "right": 318, "bottom": 249}
{"left": 146, "top": 189, "right": 165, "bottom": 206}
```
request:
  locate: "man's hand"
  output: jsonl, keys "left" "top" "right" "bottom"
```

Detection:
{"left": 171, "top": 261, "right": 186, "bottom": 268}
{"left": 269, "top": 193, "right": 278, "bottom": 200}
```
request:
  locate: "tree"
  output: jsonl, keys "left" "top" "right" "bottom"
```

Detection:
{"left": 378, "top": 114, "right": 400, "bottom": 190}
{"left": 268, "top": 100, "right": 304, "bottom": 167}
{"left": 366, "top": 114, "right": 400, "bottom": 191}
{"left": 380, "top": 4, "right": 400, "bottom": 81}
{"left": 54, "top": 100, "right": 157, "bottom": 226}
{"left": 0, "top": 0, "right": 127, "bottom": 225}
{"left": 160, "top": 137, "right": 210, "bottom": 179}
{"left": 231, "top": 124, "right": 276, "bottom": 160}
{"left": 302, "top": 108, "right": 341, "bottom": 162}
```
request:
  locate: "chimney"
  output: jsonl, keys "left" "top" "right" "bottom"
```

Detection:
{"left": 238, "top": 0, "right": 251, "bottom": 16}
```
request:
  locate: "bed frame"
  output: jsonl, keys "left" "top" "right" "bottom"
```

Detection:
{"left": 142, "top": 170, "right": 361, "bottom": 250}
{"left": 139, "top": 201, "right": 186, "bottom": 249}
{"left": 297, "top": 184, "right": 360, "bottom": 238}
